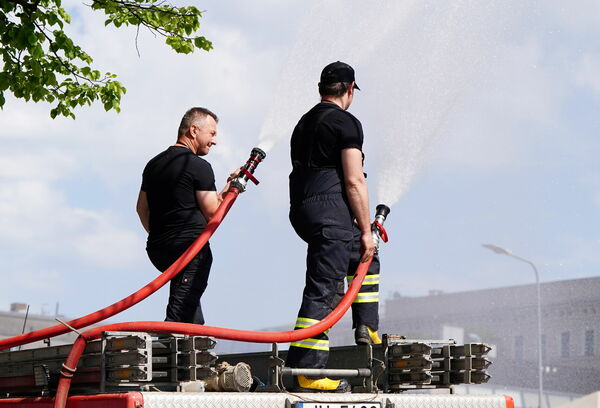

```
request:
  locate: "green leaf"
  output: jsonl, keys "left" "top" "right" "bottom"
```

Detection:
{"left": 0, "top": 73, "right": 9, "bottom": 91}
{"left": 46, "top": 12, "right": 58, "bottom": 26}
{"left": 193, "top": 36, "right": 212, "bottom": 51}
{"left": 57, "top": 8, "right": 71, "bottom": 24}
{"left": 31, "top": 44, "right": 43, "bottom": 59}
{"left": 30, "top": 60, "right": 42, "bottom": 77}
{"left": 27, "top": 31, "right": 37, "bottom": 46}
{"left": 44, "top": 71, "right": 58, "bottom": 86}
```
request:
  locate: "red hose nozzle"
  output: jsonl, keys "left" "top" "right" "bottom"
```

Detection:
{"left": 230, "top": 147, "right": 266, "bottom": 192}
{"left": 372, "top": 203, "right": 391, "bottom": 250}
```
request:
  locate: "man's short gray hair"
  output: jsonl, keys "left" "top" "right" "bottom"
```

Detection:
{"left": 178, "top": 107, "right": 218, "bottom": 138}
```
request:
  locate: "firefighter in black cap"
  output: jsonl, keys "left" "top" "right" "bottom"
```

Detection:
{"left": 286, "top": 61, "right": 381, "bottom": 392}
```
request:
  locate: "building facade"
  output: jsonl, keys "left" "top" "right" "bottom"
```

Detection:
{"left": 1, "top": 303, "right": 85, "bottom": 350}
{"left": 375, "top": 277, "right": 600, "bottom": 396}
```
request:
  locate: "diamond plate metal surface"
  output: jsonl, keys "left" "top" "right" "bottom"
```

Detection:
{"left": 142, "top": 392, "right": 511, "bottom": 408}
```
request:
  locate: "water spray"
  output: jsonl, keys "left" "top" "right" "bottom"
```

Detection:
{"left": 372, "top": 204, "right": 390, "bottom": 251}
{"left": 229, "top": 147, "right": 267, "bottom": 193}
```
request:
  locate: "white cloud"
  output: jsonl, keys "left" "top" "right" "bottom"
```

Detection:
{"left": 12, "top": 268, "right": 65, "bottom": 293}
{"left": 544, "top": 0, "right": 600, "bottom": 32}
{"left": 0, "top": 181, "right": 62, "bottom": 243}
{"left": 537, "top": 235, "right": 600, "bottom": 276}
{"left": 0, "top": 103, "right": 69, "bottom": 139}
{"left": 72, "top": 212, "right": 143, "bottom": 268}
{"left": 575, "top": 54, "right": 600, "bottom": 94}
{"left": 426, "top": 34, "right": 567, "bottom": 171}
{"left": 0, "top": 150, "right": 77, "bottom": 181}
{"left": 0, "top": 179, "right": 144, "bottom": 267}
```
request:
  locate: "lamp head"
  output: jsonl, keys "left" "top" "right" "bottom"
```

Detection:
{"left": 482, "top": 243, "right": 512, "bottom": 256}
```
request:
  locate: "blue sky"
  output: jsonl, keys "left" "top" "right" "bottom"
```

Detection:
{"left": 0, "top": 0, "right": 598, "bottom": 332}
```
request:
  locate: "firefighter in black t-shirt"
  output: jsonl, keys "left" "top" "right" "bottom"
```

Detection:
{"left": 286, "top": 62, "right": 381, "bottom": 392}
{"left": 136, "top": 107, "right": 237, "bottom": 325}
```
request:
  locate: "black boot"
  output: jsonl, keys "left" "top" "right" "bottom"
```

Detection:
{"left": 355, "top": 324, "right": 371, "bottom": 345}
{"left": 355, "top": 324, "right": 382, "bottom": 345}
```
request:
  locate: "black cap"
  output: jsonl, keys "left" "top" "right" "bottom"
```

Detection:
{"left": 320, "top": 61, "right": 360, "bottom": 90}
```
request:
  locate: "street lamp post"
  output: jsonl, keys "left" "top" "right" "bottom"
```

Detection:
{"left": 482, "top": 244, "right": 543, "bottom": 408}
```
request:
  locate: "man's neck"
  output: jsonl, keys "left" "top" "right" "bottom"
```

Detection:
{"left": 174, "top": 140, "right": 195, "bottom": 153}
{"left": 321, "top": 96, "right": 344, "bottom": 109}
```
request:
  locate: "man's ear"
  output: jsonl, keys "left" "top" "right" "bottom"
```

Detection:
{"left": 348, "top": 83, "right": 355, "bottom": 96}
{"left": 185, "top": 126, "right": 195, "bottom": 139}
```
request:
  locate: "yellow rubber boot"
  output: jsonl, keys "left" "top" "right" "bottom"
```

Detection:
{"left": 296, "top": 375, "right": 350, "bottom": 392}
{"left": 368, "top": 327, "right": 382, "bottom": 344}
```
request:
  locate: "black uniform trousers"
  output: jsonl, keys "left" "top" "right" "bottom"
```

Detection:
{"left": 286, "top": 194, "right": 380, "bottom": 369}
{"left": 147, "top": 243, "right": 213, "bottom": 325}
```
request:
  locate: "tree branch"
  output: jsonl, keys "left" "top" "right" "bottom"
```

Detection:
{"left": 135, "top": 23, "right": 140, "bottom": 57}
{"left": 109, "top": 0, "right": 197, "bottom": 17}
{"left": 32, "top": 20, "right": 111, "bottom": 85}
{"left": 6, "top": 0, "right": 38, "bottom": 13}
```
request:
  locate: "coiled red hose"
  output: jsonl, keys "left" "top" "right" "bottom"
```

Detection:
{"left": 0, "top": 188, "right": 241, "bottom": 351}
{"left": 54, "top": 257, "right": 372, "bottom": 408}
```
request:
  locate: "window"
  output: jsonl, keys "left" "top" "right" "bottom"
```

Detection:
{"left": 515, "top": 335, "right": 524, "bottom": 360}
{"left": 561, "top": 332, "right": 570, "bottom": 358}
{"left": 541, "top": 334, "right": 547, "bottom": 360}
{"left": 585, "top": 330, "right": 594, "bottom": 356}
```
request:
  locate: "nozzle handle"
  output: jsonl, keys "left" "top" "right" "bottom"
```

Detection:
{"left": 373, "top": 221, "right": 388, "bottom": 243}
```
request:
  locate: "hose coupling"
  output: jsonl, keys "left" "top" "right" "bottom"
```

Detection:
{"left": 230, "top": 147, "right": 266, "bottom": 193}
{"left": 371, "top": 203, "right": 391, "bottom": 251}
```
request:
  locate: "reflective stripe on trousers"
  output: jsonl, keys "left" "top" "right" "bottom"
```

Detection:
{"left": 295, "top": 317, "right": 330, "bottom": 334}
{"left": 290, "top": 337, "right": 330, "bottom": 351}
{"left": 353, "top": 291, "right": 380, "bottom": 303}
{"left": 347, "top": 274, "right": 380, "bottom": 303}
{"left": 347, "top": 274, "right": 380, "bottom": 285}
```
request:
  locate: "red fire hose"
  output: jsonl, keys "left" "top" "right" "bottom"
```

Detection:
{"left": 0, "top": 188, "right": 240, "bottom": 351}
{"left": 54, "top": 257, "right": 373, "bottom": 408}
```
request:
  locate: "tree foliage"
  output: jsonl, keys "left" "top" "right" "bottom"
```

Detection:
{"left": 0, "top": 0, "right": 212, "bottom": 118}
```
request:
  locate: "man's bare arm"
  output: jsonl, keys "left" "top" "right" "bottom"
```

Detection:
{"left": 195, "top": 190, "right": 221, "bottom": 221}
{"left": 341, "top": 148, "right": 375, "bottom": 262}
{"left": 195, "top": 169, "right": 241, "bottom": 221}
{"left": 136, "top": 190, "right": 150, "bottom": 233}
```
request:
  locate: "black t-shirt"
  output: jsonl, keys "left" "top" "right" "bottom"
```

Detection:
{"left": 290, "top": 102, "right": 363, "bottom": 169}
{"left": 289, "top": 102, "right": 364, "bottom": 203}
{"left": 141, "top": 146, "right": 216, "bottom": 248}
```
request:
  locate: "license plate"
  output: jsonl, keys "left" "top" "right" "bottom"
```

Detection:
{"left": 294, "top": 402, "right": 382, "bottom": 408}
